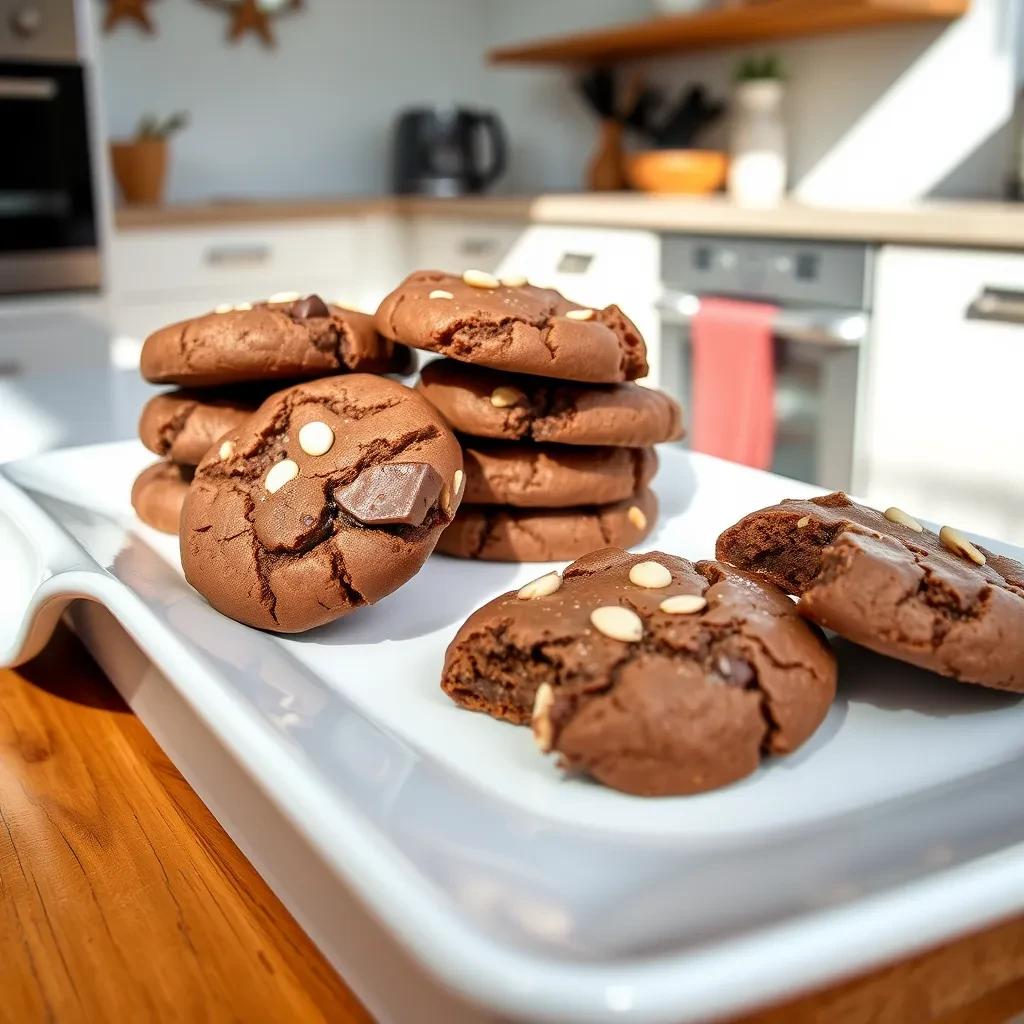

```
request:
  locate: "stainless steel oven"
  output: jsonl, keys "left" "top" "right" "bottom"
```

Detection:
{"left": 658, "top": 235, "right": 872, "bottom": 491}
{"left": 0, "top": 1, "right": 101, "bottom": 294}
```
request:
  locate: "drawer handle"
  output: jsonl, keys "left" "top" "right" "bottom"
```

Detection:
{"left": 557, "top": 252, "right": 595, "bottom": 274}
{"left": 204, "top": 244, "right": 270, "bottom": 267}
{"left": 458, "top": 238, "right": 498, "bottom": 256}
{"left": 966, "top": 287, "right": 1024, "bottom": 325}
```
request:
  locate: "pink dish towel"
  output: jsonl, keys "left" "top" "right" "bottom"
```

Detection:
{"left": 690, "top": 296, "right": 777, "bottom": 470}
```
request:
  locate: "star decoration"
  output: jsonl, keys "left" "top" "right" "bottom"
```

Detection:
{"left": 196, "top": 0, "right": 302, "bottom": 49}
{"left": 228, "top": 0, "right": 274, "bottom": 46}
{"left": 103, "top": 0, "right": 156, "bottom": 33}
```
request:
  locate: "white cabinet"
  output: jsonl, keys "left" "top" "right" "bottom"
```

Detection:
{"left": 110, "top": 221, "right": 359, "bottom": 303}
{"left": 406, "top": 217, "right": 521, "bottom": 277}
{"left": 858, "top": 246, "right": 1024, "bottom": 544}
{"left": 0, "top": 295, "right": 110, "bottom": 378}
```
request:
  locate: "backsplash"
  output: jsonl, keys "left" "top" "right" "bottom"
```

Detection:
{"left": 95, "top": 0, "right": 1021, "bottom": 203}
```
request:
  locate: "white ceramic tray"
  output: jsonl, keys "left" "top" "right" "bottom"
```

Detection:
{"left": 4, "top": 441, "right": 1024, "bottom": 1024}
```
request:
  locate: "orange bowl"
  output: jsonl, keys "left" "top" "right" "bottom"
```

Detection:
{"left": 626, "top": 149, "right": 728, "bottom": 194}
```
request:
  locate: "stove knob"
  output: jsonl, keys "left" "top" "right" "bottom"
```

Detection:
{"left": 10, "top": 5, "right": 43, "bottom": 37}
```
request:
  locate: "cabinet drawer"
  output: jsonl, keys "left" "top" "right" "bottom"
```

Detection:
{"left": 0, "top": 297, "right": 110, "bottom": 380}
{"left": 110, "top": 222, "right": 358, "bottom": 302}
{"left": 860, "top": 246, "right": 1024, "bottom": 543}
{"left": 408, "top": 218, "right": 521, "bottom": 275}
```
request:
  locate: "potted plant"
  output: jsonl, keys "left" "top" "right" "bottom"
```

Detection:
{"left": 727, "top": 56, "right": 787, "bottom": 208}
{"left": 110, "top": 112, "right": 188, "bottom": 206}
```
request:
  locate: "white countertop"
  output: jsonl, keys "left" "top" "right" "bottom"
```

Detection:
{"left": 114, "top": 193, "right": 1024, "bottom": 250}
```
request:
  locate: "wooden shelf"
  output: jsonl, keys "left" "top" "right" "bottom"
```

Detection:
{"left": 488, "top": 0, "right": 969, "bottom": 65}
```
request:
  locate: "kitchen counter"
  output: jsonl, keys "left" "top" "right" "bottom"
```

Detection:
{"left": 114, "top": 193, "right": 1024, "bottom": 250}
{"left": 0, "top": 624, "right": 1019, "bottom": 1024}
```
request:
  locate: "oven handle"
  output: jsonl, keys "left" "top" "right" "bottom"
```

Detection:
{"left": 0, "top": 77, "right": 58, "bottom": 100}
{"left": 965, "top": 287, "right": 1024, "bottom": 325}
{"left": 657, "top": 289, "right": 868, "bottom": 346}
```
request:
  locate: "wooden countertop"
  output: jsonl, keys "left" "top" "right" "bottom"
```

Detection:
{"left": 114, "top": 193, "right": 1024, "bottom": 249}
{"left": 6, "top": 624, "right": 1024, "bottom": 1022}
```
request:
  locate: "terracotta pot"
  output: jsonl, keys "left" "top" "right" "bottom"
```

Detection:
{"left": 625, "top": 149, "right": 728, "bottom": 194}
{"left": 110, "top": 138, "right": 168, "bottom": 205}
{"left": 586, "top": 120, "right": 627, "bottom": 191}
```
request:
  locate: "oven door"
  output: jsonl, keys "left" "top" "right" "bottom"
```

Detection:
{"left": 0, "top": 61, "right": 99, "bottom": 293}
{"left": 658, "top": 291, "right": 867, "bottom": 491}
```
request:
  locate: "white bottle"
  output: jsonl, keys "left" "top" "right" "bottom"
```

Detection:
{"left": 728, "top": 78, "right": 787, "bottom": 208}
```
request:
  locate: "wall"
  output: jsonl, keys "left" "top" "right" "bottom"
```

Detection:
{"left": 491, "top": 0, "right": 1022, "bottom": 202}
{"left": 96, "top": 0, "right": 1022, "bottom": 204}
{"left": 96, "top": 0, "right": 492, "bottom": 202}
{"left": 479, "top": 0, "right": 651, "bottom": 193}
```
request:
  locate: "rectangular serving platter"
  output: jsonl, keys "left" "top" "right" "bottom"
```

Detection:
{"left": 3, "top": 440, "right": 1024, "bottom": 1023}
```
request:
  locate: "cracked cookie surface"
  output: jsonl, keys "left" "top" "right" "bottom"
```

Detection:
{"left": 436, "top": 489, "right": 657, "bottom": 562}
{"left": 461, "top": 440, "right": 656, "bottom": 508}
{"left": 716, "top": 492, "right": 1024, "bottom": 692}
{"left": 375, "top": 271, "right": 648, "bottom": 383}
{"left": 417, "top": 358, "right": 683, "bottom": 446}
{"left": 132, "top": 461, "right": 194, "bottom": 534}
{"left": 142, "top": 298, "right": 413, "bottom": 387}
{"left": 139, "top": 387, "right": 268, "bottom": 465}
{"left": 180, "top": 374, "right": 462, "bottom": 632}
{"left": 441, "top": 547, "right": 836, "bottom": 796}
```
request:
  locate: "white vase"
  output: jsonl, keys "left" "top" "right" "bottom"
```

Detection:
{"left": 728, "top": 79, "right": 787, "bottom": 208}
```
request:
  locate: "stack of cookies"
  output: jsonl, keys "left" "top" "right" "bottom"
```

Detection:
{"left": 133, "top": 292, "right": 411, "bottom": 534}
{"left": 374, "top": 270, "right": 684, "bottom": 561}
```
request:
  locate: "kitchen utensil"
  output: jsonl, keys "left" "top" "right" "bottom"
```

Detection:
{"left": 652, "top": 84, "right": 726, "bottom": 149}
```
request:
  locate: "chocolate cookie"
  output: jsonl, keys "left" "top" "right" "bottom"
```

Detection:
{"left": 461, "top": 441, "right": 656, "bottom": 508}
{"left": 441, "top": 547, "right": 837, "bottom": 796}
{"left": 418, "top": 358, "right": 683, "bottom": 446}
{"left": 180, "top": 374, "right": 463, "bottom": 632}
{"left": 131, "top": 461, "right": 194, "bottom": 534}
{"left": 139, "top": 388, "right": 267, "bottom": 465}
{"left": 375, "top": 271, "right": 647, "bottom": 383}
{"left": 141, "top": 295, "right": 413, "bottom": 387}
{"left": 716, "top": 492, "right": 1024, "bottom": 692}
{"left": 435, "top": 489, "right": 657, "bottom": 562}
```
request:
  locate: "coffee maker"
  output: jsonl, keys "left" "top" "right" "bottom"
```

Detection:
{"left": 392, "top": 106, "right": 506, "bottom": 196}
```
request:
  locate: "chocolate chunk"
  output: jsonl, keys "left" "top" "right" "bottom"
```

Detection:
{"left": 290, "top": 294, "right": 330, "bottom": 320}
{"left": 334, "top": 462, "right": 443, "bottom": 527}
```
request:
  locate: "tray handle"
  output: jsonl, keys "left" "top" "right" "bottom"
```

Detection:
{"left": 0, "top": 471, "right": 108, "bottom": 667}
